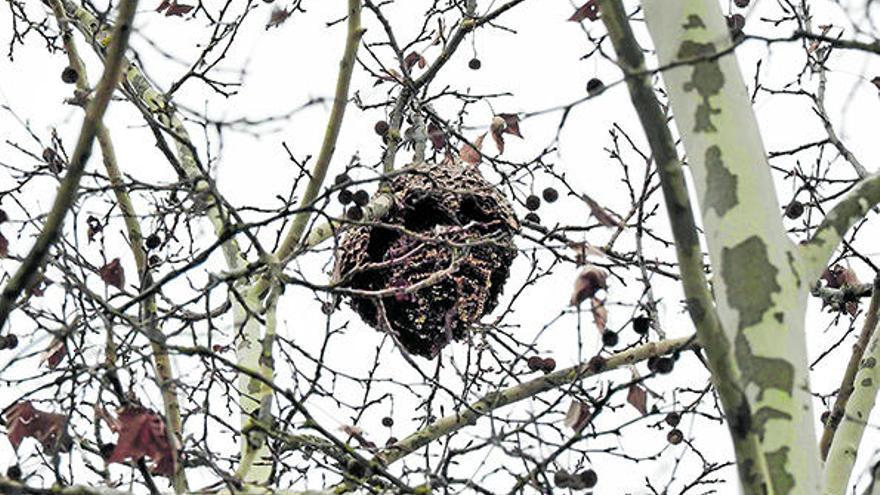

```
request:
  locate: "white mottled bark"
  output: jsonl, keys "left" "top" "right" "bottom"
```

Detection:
{"left": 642, "top": 1, "right": 819, "bottom": 493}
{"left": 823, "top": 303, "right": 880, "bottom": 494}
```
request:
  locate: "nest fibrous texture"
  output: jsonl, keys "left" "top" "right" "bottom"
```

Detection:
{"left": 333, "top": 160, "right": 519, "bottom": 358}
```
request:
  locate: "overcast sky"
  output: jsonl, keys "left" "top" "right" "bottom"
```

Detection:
{"left": 2, "top": 0, "right": 880, "bottom": 493}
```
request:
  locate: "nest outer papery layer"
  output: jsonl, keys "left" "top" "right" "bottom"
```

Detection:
{"left": 333, "top": 160, "right": 519, "bottom": 358}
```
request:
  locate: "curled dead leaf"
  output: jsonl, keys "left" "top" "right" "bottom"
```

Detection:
{"left": 404, "top": 51, "right": 427, "bottom": 71}
{"left": 157, "top": 0, "right": 194, "bottom": 17}
{"left": 569, "top": 242, "right": 605, "bottom": 266}
{"left": 459, "top": 133, "right": 486, "bottom": 165}
{"left": 591, "top": 298, "right": 607, "bottom": 331}
{"left": 489, "top": 114, "right": 523, "bottom": 156}
{"left": 569, "top": 0, "right": 599, "bottom": 22}
{"left": 86, "top": 215, "right": 103, "bottom": 242}
{"left": 822, "top": 264, "right": 860, "bottom": 289}
{"left": 427, "top": 122, "right": 446, "bottom": 150}
{"left": 40, "top": 337, "right": 66, "bottom": 369}
{"left": 267, "top": 7, "right": 291, "bottom": 28}
{"left": 108, "top": 406, "right": 177, "bottom": 477}
{"left": 570, "top": 265, "right": 608, "bottom": 306}
{"left": 100, "top": 258, "right": 126, "bottom": 290}
{"left": 563, "top": 400, "right": 591, "bottom": 431}
{"left": 4, "top": 401, "right": 71, "bottom": 453}
{"left": 627, "top": 384, "right": 648, "bottom": 415}
{"left": 584, "top": 194, "right": 622, "bottom": 228}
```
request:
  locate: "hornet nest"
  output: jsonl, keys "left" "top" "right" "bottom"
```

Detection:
{"left": 333, "top": 160, "right": 519, "bottom": 358}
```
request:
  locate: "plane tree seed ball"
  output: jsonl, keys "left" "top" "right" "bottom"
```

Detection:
{"left": 525, "top": 195, "right": 541, "bottom": 211}
{"left": 61, "top": 66, "right": 79, "bottom": 84}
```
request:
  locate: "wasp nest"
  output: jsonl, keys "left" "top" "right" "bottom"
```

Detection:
{"left": 333, "top": 160, "right": 519, "bottom": 358}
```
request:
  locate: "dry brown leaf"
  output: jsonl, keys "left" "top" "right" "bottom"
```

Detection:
{"left": 627, "top": 384, "right": 648, "bottom": 415}
{"left": 108, "top": 406, "right": 177, "bottom": 476}
{"left": 459, "top": 133, "right": 486, "bottom": 165}
{"left": 4, "top": 401, "right": 70, "bottom": 453}
{"left": 427, "top": 122, "right": 446, "bottom": 150}
{"left": 570, "top": 265, "right": 608, "bottom": 306}
{"left": 40, "top": 337, "right": 66, "bottom": 369}
{"left": 822, "top": 264, "right": 860, "bottom": 289}
{"left": 584, "top": 194, "right": 622, "bottom": 228}
{"left": 100, "top": 258, "right": 126, "bottom": 290}
{"left": 563, "top": 400, "right": 591, "bottom": 431}
{"left": 568, "top": 1, "right": 599, "bottom": 22}
{"left": 404, "top": 51, "right": 427, "bottom": 71}
{"left": 569, "top": 242, "right": 605, "bottom": 266}
{"left": 591, "top": 297, "right": 607, "bottom": 331}
{"left": 267, "top": 7, "right": 291, "bottom": 28}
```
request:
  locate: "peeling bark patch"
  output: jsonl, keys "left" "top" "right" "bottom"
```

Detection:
{"left": 751, "top": 406, "right": 791, "bottom": 440}
{"left": 682, "top": 15, "right": 705, "bottom": 30}
{"left": 247, "top": 379, "right": 262, "bottom": 394}
{"left": 704, "top": 146, "right": 738, "bottom": 216}
{"left": 826, "top": 179, "right": 880, "bottom": 239}
{"left": 730, "top": 394, "right": 752, "bottom": 438}
{"left": 723, "top": 236, "right": 781, "bottom": 329}
{"left": 786, "top": 251, "right": 801, "bottom": 287}
{"left": 766, "top": 446, "right": 796, "bottom": 495}
{"left": 678, "top": 41, "right": 724, "bottom": 132}
{"left": 736, "top": 332, "right": 795, "bottom": 400}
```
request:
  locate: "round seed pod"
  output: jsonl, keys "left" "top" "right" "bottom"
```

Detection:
{"left": 333, "top": 160, "right": 519, "bottom": 358}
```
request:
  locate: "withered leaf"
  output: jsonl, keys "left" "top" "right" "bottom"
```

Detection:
{"left": 86, "top": 215, "right": 103, "bottom": 242}
{"left": 591, "top": 297, "right": 607, "bottom": 331}
{"left": 404, "top": 51, "right": 427, "bottom": 71}
{"left": 100, "top": 258, "right": 126, "bottom": 290}
{"left": 339, "top": 424, "right": 364, "bottom": 437}
{"left": 41, "top": 337, "right": 66, "bottom": 369}
{"left": 0, "top": 232, "right": 7, "bottom": 258}
{"left": 569, "top": 241, "right": 605, "bottom": 266}
{"left": 108, "top": 406, "right": 176, "bottom": 477}
{"left": 489, "top": 114, "right": 523, "bottom": 156}
{"left": 459, "top": 133, "right": 486, "bottom": 165}
{"left": 569, "top": 0, "right": 599, "bottom": 22}
{"left": 563, "top": 400, "right": 591, "bottom": 431}
{"left": 498, "top": 113, "right": 523, "bottom": 138}
{"left": 42, "top": 148, "right": 64, "bottom": 174}
{"left": 427, "top": 122, "right": 446, "bottom": 150}
{"left": 157, "top": 0, "right": 193, "bottom": 16}
{"left": 380, "top": 68, "right": 403, "bottom": 84}
{"left": 267, "top": 7, "right": 291, "bottom": 29}
{"left": 846, "top": 301, "right": 859, "bottom": 316}
{"left": 822, "top": 264, "right": 860, "bottom": 289}
{"left": 570, "top": 265, "right": 608, "bottom": 306}
{"left": 165, "top": 3, "right": 194, "bottom": 16}
{"left": 627, "top": 384, "right": 648, "bottom": 415}
{"left": 4, "top": 401, "right": 70, "bottom": 452}
{"left": 584, "top": 194, "right": 622, "bottom": 228}
{"left": 490, "top": 116, "right": 507, "bottom": 154}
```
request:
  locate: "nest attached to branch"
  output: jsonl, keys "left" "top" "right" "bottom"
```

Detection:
{"left": 333, "top": 160, "right": 519, "bottom": 358}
